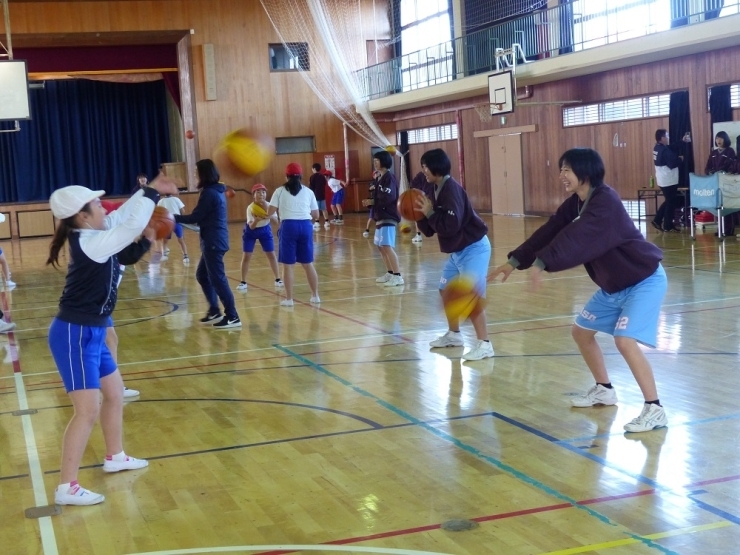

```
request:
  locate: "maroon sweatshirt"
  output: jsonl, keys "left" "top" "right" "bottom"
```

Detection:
{"left": 508, "top": 184, "right": 662, "bottom": 294}
{"left": 416, "top": 176, "right": 488, "bottom": 253}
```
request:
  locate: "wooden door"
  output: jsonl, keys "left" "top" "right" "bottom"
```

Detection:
{"left": 488, "top": 133, "right": 524, "bottom": 215}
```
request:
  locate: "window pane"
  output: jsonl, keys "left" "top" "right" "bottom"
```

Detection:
{"left": 563, "top": 93, "right": 670, "bottom": 128}
{"left": 276, "top": 136, "right": 315, "bottom": 154}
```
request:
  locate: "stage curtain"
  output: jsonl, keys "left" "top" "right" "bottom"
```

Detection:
{"left": 0, "top": 79, "right": 170, "bottom": 202}
{"left": 669, "top": 91, "right": 694, "bottom": 188}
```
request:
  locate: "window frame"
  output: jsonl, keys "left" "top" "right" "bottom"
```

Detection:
{"left": 562, "top": 93, "right": 672, "bottom": 128}
{"left": 268, "top": 42, "right": 310, "bottom": 72}
{"left": 275, "top": 136, "right": 316, "bottom": 155}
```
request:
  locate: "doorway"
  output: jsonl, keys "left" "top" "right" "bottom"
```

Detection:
{"left": 488, "top": 133, "right": 524, "bottom": 215}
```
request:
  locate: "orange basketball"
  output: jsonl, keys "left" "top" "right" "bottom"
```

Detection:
{"left": 148, "top": 206, "right": 175, "bottom": 240}
{"left": 397, "top": 188, "right": 425, "bottom": 221}
{"left": 441, "top": 275, "right": 485, "bottom": 322}
{"left": 185, "top": 130, "right": 195, "bottom": 139}
{"left": 225, "top": 187, "right": 236, "bottom": 199}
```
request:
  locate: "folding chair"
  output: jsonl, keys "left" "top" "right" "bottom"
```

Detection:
{"left": 689, "top": 173, "right": 720, "bottom": 240}
{"left": 718, "top": 173, "right": 740, "bottom": 240}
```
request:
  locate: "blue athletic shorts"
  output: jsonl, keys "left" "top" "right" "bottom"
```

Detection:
{"left": 278, "top": 220, "right": 314, "bottom": 264}
{"left": 574, "top": 264, "right": 667, "bottom": 348}
{"left": 317, "top": 200, "right": 327, "bottom": 211}
{"left": 48, "top": 319, "right": 117, "bottom": 392}
{"left": 439, "top": 235, "right": 491, "bottom": 297}
{"left": 331, "top": 188, "right": 345, "bottom": 205}
{"left": 242, "top": 224, "right": 275, "bottom": 253}
{"left": 374, "top": 225, "right": 396, "bottom": 247}
{"left": 168, "top": 223, "right": 183, "bottom": 239}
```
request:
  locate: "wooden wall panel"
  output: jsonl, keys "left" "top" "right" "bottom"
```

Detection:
{"left": 395, "top": 45, "right": 740, "bottom": 214}
{"left": 11, "top": 0, "right": 387, "bottom": 212}
{"left": 17, "top": 210, "right": 55, "bottom": 238}
{"left": 13, "top": 2, "right": 740, "bottom": 216}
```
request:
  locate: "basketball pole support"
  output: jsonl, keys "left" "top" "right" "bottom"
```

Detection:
{"left": 0, "top": 0, "right": 11, "bottom": 61}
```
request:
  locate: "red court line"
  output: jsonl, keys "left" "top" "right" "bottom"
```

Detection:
{"left": 252, "top": 484, "right": 718, "bottom": 555}
{"left": 252, "top": 487, "right": 660, "bottom": 555}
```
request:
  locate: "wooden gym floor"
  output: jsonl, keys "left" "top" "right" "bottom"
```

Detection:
{"left": 1, "top": 214, "right": 739, "bottom": 555}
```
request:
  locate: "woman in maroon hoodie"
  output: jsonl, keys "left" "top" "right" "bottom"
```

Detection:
{"left": 489, "top": 148, "right": 668, "bottom": 434}
{"left": 705, "top": 131, "right": 735, "bottom": 174}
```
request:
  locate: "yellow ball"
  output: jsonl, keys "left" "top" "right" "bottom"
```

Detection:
{"left": 385, "top": 145, "right": 397, "bottom": 155}
{"left": 399, "top": 222, "right": 412, "bottom": 234}
{"left": 218, "top": 129, "right": 274, "bottom": 176}
{"left": 251, "top": 203, "right": 268, "bottom": 218}
{"left": 442, "top": 275, "right": 485, "bottom": 322}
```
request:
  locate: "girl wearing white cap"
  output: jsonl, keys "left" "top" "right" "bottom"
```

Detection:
{"left": 46, "top": 175, "right": 178, "bottom": 506}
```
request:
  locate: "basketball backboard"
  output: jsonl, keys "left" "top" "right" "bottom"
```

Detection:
{"left": 0, "top": 60, "right": 31, "bottom": 120}
{"left": 488, "top": 71, "right": 514, "bottom": 116}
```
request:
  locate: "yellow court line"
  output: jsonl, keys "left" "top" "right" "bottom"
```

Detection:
{"left": 540, "top": 521, "right": 732, "bottom": 554}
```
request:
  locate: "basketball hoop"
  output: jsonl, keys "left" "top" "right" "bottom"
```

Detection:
{"left": 473, "top": 103, "right": 503, "bottom": 123}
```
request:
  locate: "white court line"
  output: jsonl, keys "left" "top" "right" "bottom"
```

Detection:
{"left": 11, "top": 349, "right": 59, "bottom": 554}
{"left": 124, "top": 545, "right": 451, "bottom": 555}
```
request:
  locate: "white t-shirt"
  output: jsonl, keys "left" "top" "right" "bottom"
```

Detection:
{"left": 270, "top": 185, "right": 318, "bottom": 221}
{"left": 327, "top": 177, "right": 343, "bottom": 193}
{"left": 246, "top": 203, "right": 277, "bottom": 228}
{"left": 158, "top": 196, "right": 185, "bottom": 216}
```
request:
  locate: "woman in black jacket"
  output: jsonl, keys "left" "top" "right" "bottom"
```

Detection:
{"left": 175, "top": 159, "right": 241, "bottom": 329}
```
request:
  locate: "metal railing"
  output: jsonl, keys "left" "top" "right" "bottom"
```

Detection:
{"left": 356, "top": 0, "right": 740, "bottom": 101}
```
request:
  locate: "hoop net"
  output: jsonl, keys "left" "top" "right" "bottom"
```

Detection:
{"left": 259, "top": 0, "right": 408, "bottom": 191}
{"left": 473, "top": 103, "right": 503, "bottom": 122}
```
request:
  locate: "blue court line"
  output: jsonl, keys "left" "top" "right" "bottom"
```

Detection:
{"left": 472, "top": 412, "right": 740, "bottom": 530}
{"left": 688, "top": 492, "right": 740, "bottom": 526}
{"left": 274, "top": 344, "right": 679, "bottom": 555}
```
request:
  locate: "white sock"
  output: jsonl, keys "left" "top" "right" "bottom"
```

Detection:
{"left": 108, "top": 451, "right": 127, "bottom": 461}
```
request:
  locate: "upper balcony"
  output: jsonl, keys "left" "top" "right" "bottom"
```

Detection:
{"left": 359, "top": 0, "right": 740, "bottom": 113}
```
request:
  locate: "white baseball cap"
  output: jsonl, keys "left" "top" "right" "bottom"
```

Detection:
{"left": 49, "top": 186, "right": 106, "bottom": 219}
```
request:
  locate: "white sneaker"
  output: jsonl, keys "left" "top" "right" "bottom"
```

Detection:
{"left": 313, "top": 222, "right": 320, "bottom": 231}
{"left": 280, "top": 299, "right": 294, "bottom": 307}
{"left": 623, "top": 404, "right": 668, "bottom": 433}
{"left": 429, "top": 331, "right": 464, "bottom": 348}
{"left": 183, "top": 255, "right": 190, "bottom": 266}
{"left": 5, "top": 280, "right": 16, "bottom": 290}
{"left": 275, "top": 279, "right": 284, "bottom": 288}
{"left": 160, "top": 255, "right": 168, "bottom": 262}
{"left": 236, "top": 282, "right": 248, "bottom": 292}
{"left": 412, "top": 234, "right": 423, "bottom": 244}
{"left": 123, "top": 387, "right": 140, "bottom": 398}
{"left": 376, "top": 273, "right": 392, "bottom": 283}
{"left": 0, "top": 320, "right": 16, "bottom": 333}
{"left": 571, "top": 384, "right": 618, "bottom": 407}
{"left": 310, "top": 296, "right": 321, "bottom": 304}
{"left": 462, "top": 340, "right": 494, "bottom": 360}
{"left": 164, "top": 248, "right": 170, "bottom": 256}
{"left": 324, "top": 222, "right": 331, "bottom": 230}
{"left": 102, "top": 454, "right": 148, "bottom": 473}
{"left": 384, "top": 274, "right": 404, "bottom": 287}
{"left": 335, "top": 220, "right": 344, "bottom": 225}
{"left": 362, "top": 230, "right": 369, "bottom": 238}
{"left": 55, "top": 483, "right": 104, "bottom": 506}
